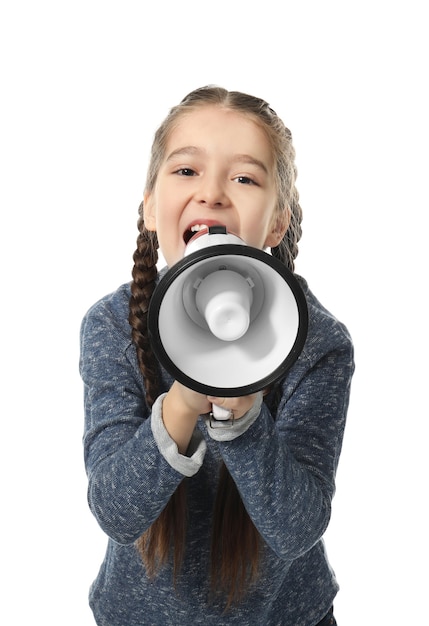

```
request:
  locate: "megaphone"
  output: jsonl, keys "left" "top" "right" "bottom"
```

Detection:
{"left": 148, "top": 225, "right": 308, "bottom": 402}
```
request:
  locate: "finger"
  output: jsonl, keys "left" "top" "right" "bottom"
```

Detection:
{"left": 206, "top": 396, "right": 228, "bottom": 407}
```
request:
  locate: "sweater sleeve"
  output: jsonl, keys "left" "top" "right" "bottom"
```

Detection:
{"left": 79, "top": 293, "right": 205, "bottom": 544}
{"left": 216, "top": 322, "right": 354, "bottom": 562}
{"left": 151, "top": 393, "right": 206, "bottom": 476}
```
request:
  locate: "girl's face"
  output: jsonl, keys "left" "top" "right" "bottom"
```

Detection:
{"left": 144, "top": 105, "right": 288, "bottom": 267}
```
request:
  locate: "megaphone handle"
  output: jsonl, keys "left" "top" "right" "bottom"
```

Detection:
{"left": 211, "top": 404, "right": 233, "bottom": 421}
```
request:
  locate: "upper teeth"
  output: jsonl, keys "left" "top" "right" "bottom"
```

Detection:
{"left": 190, "top": 224, "right": 208, "bottom": 232}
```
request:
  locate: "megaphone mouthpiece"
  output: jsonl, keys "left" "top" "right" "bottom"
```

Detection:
{"left": 185, "top": 225, "right": 246, "bottom": 256}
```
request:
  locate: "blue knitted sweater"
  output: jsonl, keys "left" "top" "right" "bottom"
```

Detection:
{"left": 80, "top": 276, "right": 354, "bottom": 626}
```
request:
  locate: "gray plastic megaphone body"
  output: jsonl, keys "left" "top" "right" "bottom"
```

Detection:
{"left": 147, "top": 225, "right": 308, "bottom": 399}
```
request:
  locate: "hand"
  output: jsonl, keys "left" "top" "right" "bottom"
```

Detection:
{"left": 162, "top": 381, "right": 211, "bottom": 454}
{"left": 206, "top": 393, "right": 259, "bottom": 420}
{"left": 171, "top": 381, "right": 212, "bottom": 416}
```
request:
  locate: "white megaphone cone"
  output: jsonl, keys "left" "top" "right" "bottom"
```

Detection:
{"left": 147, "top": 225, "right": 308, "bottom": 413}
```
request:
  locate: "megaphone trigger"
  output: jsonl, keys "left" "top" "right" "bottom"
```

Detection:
{"left": 210, "top": 404, "right": 234, "bottom": 422}
{"left": 206, "top": 403, "right": 235, "bottom": 428}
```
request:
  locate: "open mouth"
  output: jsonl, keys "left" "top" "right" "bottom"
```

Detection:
{"left": 183, "top": 224, "right": 210, "bottom": 245}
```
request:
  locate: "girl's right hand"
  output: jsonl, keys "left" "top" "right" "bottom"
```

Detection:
{"left": 161, "top": 381, "right": 211, "bottom": 454}
{"left": 169, "top": 381, "right": 212, "bottom": 416}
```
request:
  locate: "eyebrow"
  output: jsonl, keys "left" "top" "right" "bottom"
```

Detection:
{"left": 166, "top": 146, "right": 202, "bottom": 161}
{"left": 233, "top": 154, "right": 269, "bottom": 174}
{"left": 166, "top": 146, "right": 269, "bottom": 174}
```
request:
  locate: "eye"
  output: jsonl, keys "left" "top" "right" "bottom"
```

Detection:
{"left": 233, "top": 175, "right": 258, "bottom": 185}
{"left": 175, "top": 168, "right": 197, "bottom": 177}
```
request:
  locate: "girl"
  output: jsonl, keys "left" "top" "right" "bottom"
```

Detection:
{"left": 80, "top": 86, "right": 354, "bottom": 625}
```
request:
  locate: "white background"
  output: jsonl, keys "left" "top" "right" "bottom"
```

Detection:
{"left": 1, "top": 1, "right": 427, "bottom": 624}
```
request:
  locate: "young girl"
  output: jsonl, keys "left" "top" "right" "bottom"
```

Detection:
{"left": 80, "top": 86, "right": 354, "bottom": 626}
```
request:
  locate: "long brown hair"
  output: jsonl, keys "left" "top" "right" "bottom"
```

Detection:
{"left": 128, "top": 86, "right": 303, "bottom": 608}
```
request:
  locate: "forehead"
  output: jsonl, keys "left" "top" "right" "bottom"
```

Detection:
{"left": 165, "top": 105, "right": 273, "bottom": 165}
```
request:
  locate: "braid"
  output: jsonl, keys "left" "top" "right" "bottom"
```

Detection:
{"left": 129, "top": 203, "right": 188, "bottom": 582}
{"left": 128, "top": 203, "right": 160, "bottom": 409}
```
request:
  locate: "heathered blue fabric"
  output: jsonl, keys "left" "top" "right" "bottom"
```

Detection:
{"left": 79, "top": 276, "right": 354, "bottom": 626}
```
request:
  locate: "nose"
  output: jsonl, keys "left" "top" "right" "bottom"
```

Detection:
{"left": 194, "top": 173, "right": 228, "bottom": 208}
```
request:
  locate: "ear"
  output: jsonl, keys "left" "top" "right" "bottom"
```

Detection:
{"left": 264, "top": 207, "right": 290, "bottom": 248}
{"left": 143, "top": 191, "right": 157, "bottom": 231}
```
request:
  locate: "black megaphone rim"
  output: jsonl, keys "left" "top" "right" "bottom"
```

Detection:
{"left": 147, "top": 244, "right": 308, "bottom": 397}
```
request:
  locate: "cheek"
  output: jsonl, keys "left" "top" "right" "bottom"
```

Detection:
{"left": 244, "top": 216, "right": 274, "bottom": 248}
{"left": 157, "top": 231, "right": 185, "bottom": 267}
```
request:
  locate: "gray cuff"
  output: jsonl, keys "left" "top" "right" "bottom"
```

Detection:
{"left": 205, "top": 392, "right": 263, "bottom": 442}
{"left": 151, "top": 393, "right": 207, "bottom": 477}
